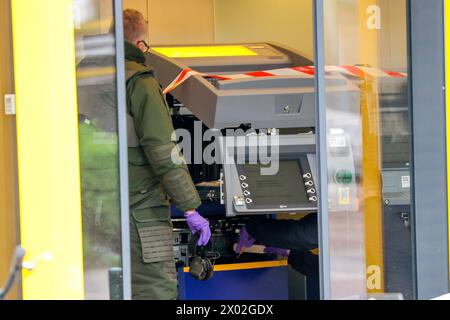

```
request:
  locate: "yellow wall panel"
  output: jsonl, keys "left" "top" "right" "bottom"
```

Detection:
{"left": 11, "top": 0, "right": 84, "bottom": 299}
{"left": 123, "top": 0, "right": 215, "bottom": 45}
{"left": 214, "top": 0, "right": 313, "bottom": 58}
{"left": 123, "top": 0, "right": 148, "bottom": 21}
{"left": 147, "top": 0, "right": 215, "bottom": 45}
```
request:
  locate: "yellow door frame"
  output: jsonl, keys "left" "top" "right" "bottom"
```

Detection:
{"left": 11, "top": 0, "right": 84, "bottom": 299}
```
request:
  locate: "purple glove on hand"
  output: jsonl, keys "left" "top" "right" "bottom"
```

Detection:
{"left": 185, "top": 211, "right": 211, "bottom": 246}
{"left": 235, "top": 226, "right": 255, "bottom": 254}
{"left": 264, "top": 247, "right": 290, "bottom": 257}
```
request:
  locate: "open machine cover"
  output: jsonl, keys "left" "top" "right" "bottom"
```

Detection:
{"left": 145, "top": 42, "right": 326, "bottom": 129}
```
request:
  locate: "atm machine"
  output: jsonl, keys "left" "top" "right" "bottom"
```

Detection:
{"left": 145, "top": 43, "right": 361, "bottom": 300}
{"left": 378, "top": 79, "right": 413, "bottom": 298}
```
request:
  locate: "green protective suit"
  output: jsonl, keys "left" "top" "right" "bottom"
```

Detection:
{"left": 78, "top": 42, "right": 201, "bottom": 300}
{"left": 125, "top": 42, "right": 201, "bottom": 300}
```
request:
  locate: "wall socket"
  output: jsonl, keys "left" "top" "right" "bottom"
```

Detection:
{"left": 4, "top": 94, "right": 16, "bottom": 115}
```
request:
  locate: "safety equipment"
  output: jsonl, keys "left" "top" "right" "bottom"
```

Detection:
{"left": 189, "top": 256, "right": 214, "bottom": 282}
{"left": 188, "top": 235, "right": 214, "bottom": 281}
{"left": 145, "top": 142, "right": 200, "bottom": 208}
{"left": 137, "top": 225, "right": 174, "bottom": 263}
{"left": 77, "top": 53, "right": 158, "bottom": 249}
{"left": 185, "top": 211, "right": 211, "bottom": 246}
{"left": 76, "top": 55, "right": 151, "bottom": 253}
{"left": 235, "top": 226, "right": 255, "bottom": 254}
{"left": 264, "top": 247, "right": 290, "bottom": 257}
{"left": 124, "top": 41, "right": 201, "bottom": 213}
{"left": 163, "top": 65, "right": 408, "bottom": 94}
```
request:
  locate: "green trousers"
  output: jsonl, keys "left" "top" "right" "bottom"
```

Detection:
{"left": 130, "top": 205, "right": 178, "bottom": 300}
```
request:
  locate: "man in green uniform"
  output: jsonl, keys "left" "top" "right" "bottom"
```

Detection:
{"left": 123, "top": 9, "right": 211, "bottom": 299}
{"left": 77, "top": 9, "right": 210, "bottom": 300}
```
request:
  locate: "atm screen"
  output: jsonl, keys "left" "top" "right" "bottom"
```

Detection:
{"left": 241, "top": 160, "right": 308, "bottom": 207}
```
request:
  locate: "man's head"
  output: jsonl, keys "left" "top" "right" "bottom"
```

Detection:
{"left": 123, "top": 9, "right": 149, "bottom": 52}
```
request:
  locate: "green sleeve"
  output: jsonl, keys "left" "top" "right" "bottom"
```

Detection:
{"left": 128, "top": 75, "right": 201, "bottom": 212}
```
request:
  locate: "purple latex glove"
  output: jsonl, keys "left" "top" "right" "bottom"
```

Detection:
{"left": 264, "top": 247, "right": 290, "bottom": 257}
{"left": 235, "top": 226, "right": 255, "bottom": 254}
{"left": 185, "top": 211, "right": 211, "bottom": 246}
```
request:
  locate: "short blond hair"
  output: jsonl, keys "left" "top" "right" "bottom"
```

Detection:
{"left": 123, "top": 9, "right": 147, "bottom": 44}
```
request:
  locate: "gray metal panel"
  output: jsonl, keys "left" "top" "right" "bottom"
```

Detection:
{"left": 269, "top": 42, "right": 314, "bottom": 67}
{"left": 219, "top": 134, "right": 318, "bottom": 216}
{"left": 145, "top": 43, "right": 319, "bottom": 129}
{"left": 113, "top": 0, "right": 132, "bottom": 301}
{"left": 216, "top": 76, "right": 344, "bottom": 90}
{"left": 313, "top": 0, "right": 331, "bottom": 300}
{"left": 410, "top": 0, "right": 449, "bottom": 299}
{"left": 213, "top": 85, "right": 316, "bottom": 129}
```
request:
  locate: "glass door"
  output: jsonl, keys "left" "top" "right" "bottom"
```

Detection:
{"left": 74, "top": 0, "right": 130, "bottom": 300}
{"left": 314, "top": 0, "right": 413, "bottom": 299}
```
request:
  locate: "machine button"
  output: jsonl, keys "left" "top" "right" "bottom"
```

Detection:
{"left": 234, "top": 196, "right": 245, "bottom": 206}
{"left": 243, "top": 190, "right": 251, "bottom": 196}
{"left": 303, "top": 173, "right": 312, "bottom": 179}
{"left": 245, "top": 198, "right": 253, "bottom": 204}
{"left": 307, "top": 188, "right": 316, "bottom": 194}
{"left": 335, "top": 169, "right": 353, "bottom": 185}
{"left": 241, "top": 183, "right": 249, "bottom": 189}
{"left": 305, "top": 181, "right": 314, "bottom": 187}
{"left": 309, "top": 196, "right": 318, "bottom": 202}
{"left": 240, "top": 175, "right": 247, "bottom": 181}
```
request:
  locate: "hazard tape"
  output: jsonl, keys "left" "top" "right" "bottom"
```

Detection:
{"left": 163, "top": 65, "right": 407, "bottom": 94}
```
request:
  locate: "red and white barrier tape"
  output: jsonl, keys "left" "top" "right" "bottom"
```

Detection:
{"left": 163, "top": 65, "right": 407, "bottom": 94}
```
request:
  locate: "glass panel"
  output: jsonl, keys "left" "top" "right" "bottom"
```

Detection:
{"left": 74, "top": 0, "right": 123, "bottom": 300}
{"left": 123, "top": 0, "right": 318, "bottom": 300}
{"left": 322, "top": 0, "right": 411, "bottom": 299}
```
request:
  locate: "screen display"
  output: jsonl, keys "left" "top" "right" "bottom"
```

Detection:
{"left": 152, "top": 45, "right": 258, "bottom": 58}
{"left": 241, "top": 160, "right": 308, "bottom": 207}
